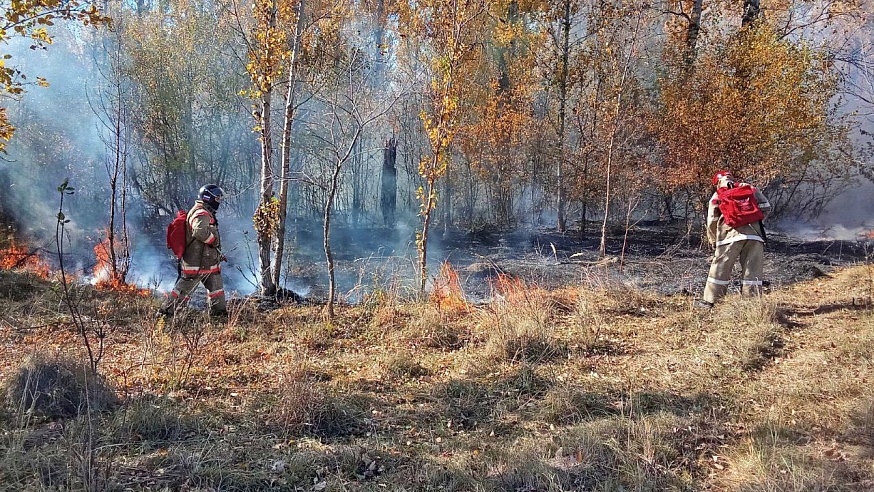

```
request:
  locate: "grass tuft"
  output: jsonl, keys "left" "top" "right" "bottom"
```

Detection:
{"left": 741, "top": 324, "right": 785, "bottom": 372}
{"left": 539, "top": 387, "right": 613, "bottom": 425}
{"left": 3, "top": 353, "right": 117, "bottom": 421}
{"left": 111, "top": 395, "right": 194, "bottom": 442}
{"left": 433, "top": 379, "right": 493, "bottom": 429}
{"left": 382, "top": 352, "right": 432, "bottom": 380}
{"left": 269, "top": 362, "right": 370, "bottom": 438}
{"left": 481, "top": 277, "right": 568, "bottom": 363}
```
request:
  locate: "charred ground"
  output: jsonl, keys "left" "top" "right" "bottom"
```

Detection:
{"left": 284, "top": 223, "right": 872, "bottom": 303}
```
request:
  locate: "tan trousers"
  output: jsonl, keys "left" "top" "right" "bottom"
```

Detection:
{"left": 702, "top": 239, "right": 764, "bottom": 304}
{"left": 160, "top": 272, "right": 226, "bottom": 315}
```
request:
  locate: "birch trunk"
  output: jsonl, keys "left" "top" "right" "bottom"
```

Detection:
{"left": 257, "top": 90, "right": 275, "bottom": 295}
{"left": 271, "top": 0, "right": 306, "bottom": 290}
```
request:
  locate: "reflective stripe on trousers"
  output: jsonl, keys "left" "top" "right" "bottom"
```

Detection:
{"left": 702, "top": 239, "right": 764, "bottom": 304}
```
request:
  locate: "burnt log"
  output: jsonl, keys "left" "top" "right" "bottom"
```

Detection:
{"left": 380, "top": 137, "right": 397, "bottom": 227}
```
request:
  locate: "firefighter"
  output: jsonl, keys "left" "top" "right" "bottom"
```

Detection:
{"left": 158, "top": 184, "right": 228, "bottom": 318}
{"left": 694, "top": 171, "right": 771, "bottom": 309}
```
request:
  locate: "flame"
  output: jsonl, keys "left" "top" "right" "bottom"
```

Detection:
{"left": 492, "top": 273, "right": 527, "bottom": 300}
{"left": 430, "top": 261, "right": 469, "bottom": 312}
{"left": 0, "top": 240, "right": 51, "bottom": 278}
{"left": 491, "top": 273, "right": 546, "bottom": 307}
{"left": 93, "top": 235, "right": 150, "bottom": 296}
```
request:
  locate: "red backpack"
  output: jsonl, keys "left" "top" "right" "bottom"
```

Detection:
{"left": 166, "top": 210, "right": 189, "bottom": 259}
{"left": 716, "top": 184, "right": 764, "bottom": 228}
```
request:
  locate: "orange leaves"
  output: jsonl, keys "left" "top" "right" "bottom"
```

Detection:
{"left": 656, "top": 23, "right": 843, "bottom": 191}
{"left": 244, "top": 0, "right": 293, "bottom": 96}
{"left": 0, "top": 107, "right": 13, "bottom": 153}
{"left": 0, "top": 0, "right": 108, "bottom": 150}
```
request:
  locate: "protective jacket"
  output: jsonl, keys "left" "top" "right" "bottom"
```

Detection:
{"left": 181, "top": 200, "right": 222, "bottom": 275}
{"left": 706, "top": 184, "right": 771, "bottom": 247}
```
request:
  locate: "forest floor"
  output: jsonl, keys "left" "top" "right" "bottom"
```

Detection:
{"left": 3, "top": 231, "right": 874, "bottom": 491}
{"left": 289, "top": 224, "right": 870, "bottom": 303}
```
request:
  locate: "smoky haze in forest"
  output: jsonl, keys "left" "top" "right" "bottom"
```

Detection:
{"left": 0, "top": 26, "right": 425, "bottom": 298}
{"left": 780, "top": 8, "right": 874, "bottom": 241}
{"left": 0, "top": 35, "right": 257, "bottom": 293}
{"left": 1, "top": 0, "right": 873, "bottom": 302}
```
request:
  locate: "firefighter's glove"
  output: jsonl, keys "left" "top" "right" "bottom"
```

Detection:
{"left": 222, "top": 255, "right": 228, "bottom": 263}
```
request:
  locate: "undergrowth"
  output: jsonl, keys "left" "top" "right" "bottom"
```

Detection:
{"left": 1, "top": 267, "right": 874, "bottom": 490}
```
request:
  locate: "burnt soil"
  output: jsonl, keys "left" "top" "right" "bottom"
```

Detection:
{"left": 282, "top": 223, "right": 874, "bottom": 303}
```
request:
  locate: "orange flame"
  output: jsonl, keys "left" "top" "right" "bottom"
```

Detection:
{"left": 93, "top": 235, "right": 149, "bottom": 296}
{"left": 430, "top": 261, "right": 469, "bottom": 312}
{"left": 490, "top": 273, "right": 545, "bottom": 307}
{"left": 0, "top": 240, "right": 51, "bottom": 278}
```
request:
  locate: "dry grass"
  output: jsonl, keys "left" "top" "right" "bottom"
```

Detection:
{"left": 3, "top": 354, "right": 117, "bottom": 421}
{"left": 2, "top": 265, "right": 874, "bottom": 490}
{"left": 479, "top": 276, "right": 568, "bottom": 364}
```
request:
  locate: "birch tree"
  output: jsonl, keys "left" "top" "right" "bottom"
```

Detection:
{"left": 396, "top": 0, "right": 488, "bottom": 298}
{"left": 246, "top": 0, "right": 291, "bottom": 296}
{"left": 270, "top": 0, "right": 307, "bottom": 291}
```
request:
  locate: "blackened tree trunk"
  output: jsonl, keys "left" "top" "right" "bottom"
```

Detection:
{"left": 351, "top": 139, "right": 365, "bottom": 225}
{"left": 685, "top": 0, "right": 704, "bottom": 63}
{"left": 556, "top": 0, "right": 572, "bottom": 233}
{"left": 742, "top": 0, "right": 760, "bottom": 27}
{"left": 324, "top": 159, "right": 342, "bottom": 318}
{"left": 381, "top": 137, "right": 397, "bottom": 227}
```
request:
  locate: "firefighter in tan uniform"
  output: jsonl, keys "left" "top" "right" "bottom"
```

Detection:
{"left": 695, "top": 171, "right": 771, "bottom": 308}
{"left": 158, "top": 184, "right": 227, "bottom": 317}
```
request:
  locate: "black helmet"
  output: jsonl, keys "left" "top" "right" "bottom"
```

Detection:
{"left": 198, "top": 184, "right": 225, "bottom": 210}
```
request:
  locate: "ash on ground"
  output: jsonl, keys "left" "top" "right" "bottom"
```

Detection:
{"left": 280, "top": 224, "right": 874, "bottom": 305}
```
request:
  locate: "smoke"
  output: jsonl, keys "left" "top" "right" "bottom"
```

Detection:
{"left": 0, "top": 29, "right": 263, "bottom": 295}
{"left": 1, "top": 34, "right": 104, "bottom": 260}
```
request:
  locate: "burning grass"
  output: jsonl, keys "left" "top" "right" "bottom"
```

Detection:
{"left": 429, "top": 261, "right": 470, "bottom": 314}
{"left": 93, "top": 234, "right": 149, "bottom": 297}
{"left": 2, "top": 265, "right": 874, "bottom": 490}
{"left": 481, "top": 274, "right": 568, "bottom": 363}
{"left": 0, "top": 240, "right": 51, "bottom": 278}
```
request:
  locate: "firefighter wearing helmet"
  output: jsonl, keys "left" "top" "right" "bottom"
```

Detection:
{"left": 158, "top": 184, "right": 228, "bottom": 318}
{"left": 694, "top": 171, "right": 771, "bottom": 309}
